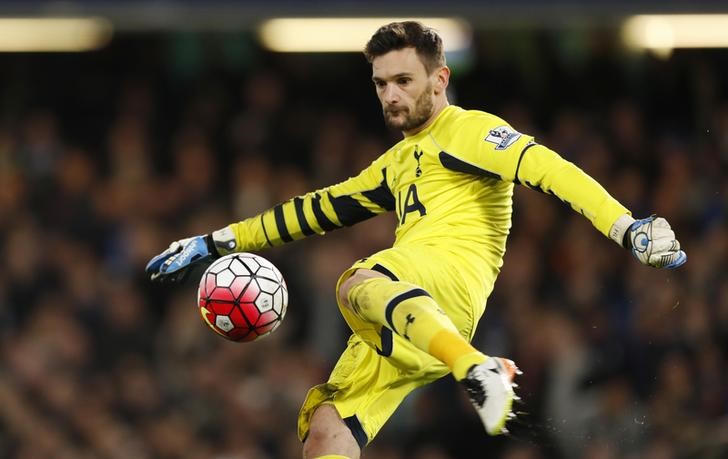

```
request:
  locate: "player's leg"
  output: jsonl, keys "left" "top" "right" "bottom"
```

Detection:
{"left": 298, "top": 333, "right": 444, "bottom": 457}
{"left": 338, "top": 265, "right": 519, "bottom": 435}
{"left": 303, "top": 405, "right": 359, "bottom": 459}
{"left": 339, "top": 269, "right": 484, "bottom": 381}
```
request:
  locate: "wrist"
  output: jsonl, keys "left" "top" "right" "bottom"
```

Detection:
{"left": 203, "top": 234, "right": 219, "bottom": 258}
{"left": 210, "top": 226, "right": 238, "bottom": 256}
{"left": 609, "top": 213, "right": 636, "bottom": 249}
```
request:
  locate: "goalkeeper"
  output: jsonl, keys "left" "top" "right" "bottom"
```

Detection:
{"left": 146, "top": 21, "right": 686, "bottom": 459}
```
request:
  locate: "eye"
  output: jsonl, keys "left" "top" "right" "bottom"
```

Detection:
{"left": 397, "top": 77, "right": 411, "bottom": 85}
{"left": 374, "top": 80, "right": 386, "bottom": 89}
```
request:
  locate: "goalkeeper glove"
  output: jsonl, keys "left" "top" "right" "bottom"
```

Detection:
{"left": 146, "top": 227, "right": 238, "bottom": 283}
{"left": 610, "top": 214, "right": 687, "bottom": 269}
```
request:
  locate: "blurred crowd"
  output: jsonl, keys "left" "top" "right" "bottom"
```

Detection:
{"left": 0, "top": 28, "right": 727, "bottom": 459}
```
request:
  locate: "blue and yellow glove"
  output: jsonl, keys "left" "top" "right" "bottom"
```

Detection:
{"left": 146, "top": 227, "right": 237, "bottom": 282}
{"left": 610, "top": 214, "right": 687, "bottom": 269}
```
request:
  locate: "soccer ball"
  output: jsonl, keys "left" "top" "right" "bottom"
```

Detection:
{"left": 197, "top": 253, "right": 288, "bottom": 342}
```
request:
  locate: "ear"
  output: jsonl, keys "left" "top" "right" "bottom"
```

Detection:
{"left": 433, "top": 66, "right": 450, "bottom": 95}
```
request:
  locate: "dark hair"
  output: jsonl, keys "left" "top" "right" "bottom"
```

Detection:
{"left": 363, "top": 21, "right": 445, "bottom": 74}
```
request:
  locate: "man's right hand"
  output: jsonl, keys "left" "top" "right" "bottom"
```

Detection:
{"left": 145, "top": 235, "right": 218, "bottom": 283}
{"left": 146, "top": 226, "right": 238, "bottom": 283}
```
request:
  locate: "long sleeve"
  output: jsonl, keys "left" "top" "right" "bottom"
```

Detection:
{"left": 515, "top": 144, "right": 629, "bottom": 237}
{"left": 436, "top": 110, "right": 629, "bottom": 238}
{"left": 228, "top": 156, "right": 395, "bottom": 251}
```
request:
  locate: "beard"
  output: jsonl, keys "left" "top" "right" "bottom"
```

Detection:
{"left": 383, "top": 83, "right": 434, "bottom": 132}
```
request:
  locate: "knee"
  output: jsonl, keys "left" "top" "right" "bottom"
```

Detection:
{"left": 337, "top": 269, "right": 388, "bottom": 310}
{"left": 303, "top": 405, "right": 360, "bottom": 459}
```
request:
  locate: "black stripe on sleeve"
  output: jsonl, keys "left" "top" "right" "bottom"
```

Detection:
{"left": 438, "top": 151, "right": 501, "bottom": 180}
{"left": 260, "top": 213, "right": 272, "bottom": 247}
{"left": 293, "top": 197, "right": 315, "bottom": 236}
{"left": 329, "top": 193, "right": 377, "bottom": 227}
{"left": 273, "top": 204, "right": 293, "bottom": 243}
{"left": 360, "top": 167, "right": 395, "bottom": 211}
{"left": 311, "top": 193, "right": 339, "bottom": 231}
{"left": 361, "top": 186, "right": 395, "bottom": 211}
{"left": 514, "top": 141, "right": 538, "bottom": 185}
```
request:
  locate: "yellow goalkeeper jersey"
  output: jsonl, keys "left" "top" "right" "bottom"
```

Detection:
{"left": 228, "top": 105, "right": 628, "bottom": 285}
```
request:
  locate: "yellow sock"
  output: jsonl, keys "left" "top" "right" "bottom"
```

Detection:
{"left": 348, "top": 277, "right": 487, "bottom": 380}
{"left": 430, "top": 330, "right": 488, "bottom": 380}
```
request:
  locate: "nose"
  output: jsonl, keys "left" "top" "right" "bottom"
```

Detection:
{"left": 382, "top": 83, "right": 400, "bottom": 104}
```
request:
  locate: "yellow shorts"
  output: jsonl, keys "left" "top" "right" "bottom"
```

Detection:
{"left": 297, "top": 244, "right": 489, "bottom": 447}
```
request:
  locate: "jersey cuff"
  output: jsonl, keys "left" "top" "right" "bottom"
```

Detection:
{"left": 608, "top": 213, "right": 636, "bottom": 248}
{"left": 211, "top": 226, "right": 237, "bottom": 255}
